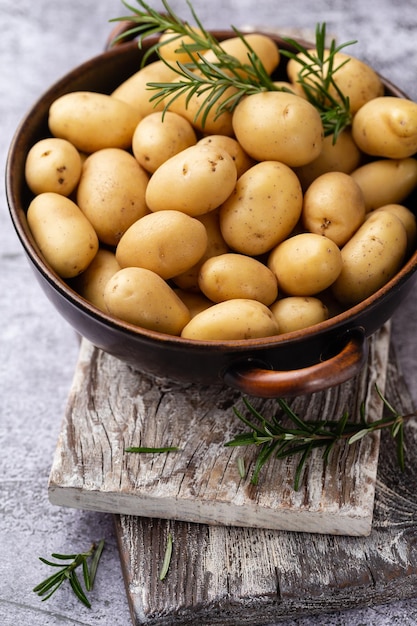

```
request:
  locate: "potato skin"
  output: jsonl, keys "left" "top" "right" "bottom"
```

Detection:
{"left": 219, "top": 161, "right": 303, "bottom": 256}
{"left": 332, "top": 211, "right": 408, "bottom": 305}
{"left": 48, "top": 91, "right": 141, "bottom": 153}
{"left": 72, "top": 248, "right": 121, "bottom": 312}
{"left": 27, "top": 192, "right": 98, "bottom": 278}
{"left": 268, "top": 233, "right": 343, "bottom": 296}
{"left": 25, "top": 137, "right": 82, "bottom": 196}
{"left": 145, "top": 145, "right": 237, "bottom": 216}
{"left": 77, "top": 148, "right": 149, "bottom": 247}
{"left": 104, "top": 267, "right": 191, "bottom": 335}
{"left": 198, "top": 253, "right": 278, "bottom": 305}
{"left": 270, "top": 296, "right": 328, "bottom": 333}
{"left": 367, "top": 203, "right": 417, "bottom": 255}
{"left": 350, "top": 158, "right": 417, "bottom": 211}
{"left": 302, "top": 172, "right": 366, "bottom": 246}
{"left": 232, "top": 91, "right": 323, "bottom": 166}
{"left": 116, "top": 210, "right": 208, "bottom": 280}
{"left": 352, "top": 96, "right": 417, "bottom": 158}
{"left": 132, "top": 111, "right": 197, "bottom": 173}
{"left": 181, "top": 298, "right": 280, "bottom": 340}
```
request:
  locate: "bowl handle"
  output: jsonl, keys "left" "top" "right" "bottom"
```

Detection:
{"left": 222, "top": 329, "right": 368, "bottom": 398}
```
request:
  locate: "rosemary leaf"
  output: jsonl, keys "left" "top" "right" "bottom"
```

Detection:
{"left": 159, "top": 532, "right": 173, "bottom": 581}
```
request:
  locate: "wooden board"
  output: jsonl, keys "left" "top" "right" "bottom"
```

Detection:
{"left": 115, "top": 343, "right": 417, "bottom": 625}
{"left": 49, "top": 324, "right": 390, "bottom": 536}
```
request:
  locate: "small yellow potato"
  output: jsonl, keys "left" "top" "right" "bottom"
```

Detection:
{"left": 181, "top": 298, "right": 280, "bottom": 340}
{"left": 111, "top": 60, "right": 179, "bottom": 117}
{"left": 174, "top": 289, "right": 213, "bottom": 317}
{"left": 198, "top": 253, "right": 278, "bottom": 305}
{"left": 270, "top": 296, "right": 329, "bottom": 333}
{"left": 352, "top": 96, "right": 417, "bottom": 158}
{"left": 219, "top": 161, "right": 303, "bottom": 256}
{"left": 202, "top": 33, "right": 280, "bottom": 77}
{"left": 286, "top": 51, "right": 384, "bottom": 114}
{"left": 232, "top": 91, "right": 323, "bottom": 166}
{"left": 332, "top": 211, "right": 408, "bottom": 305}
{"left": 350, "top": 158, "right": 417, "bottom": 211}
{"left": 197, "top": 135, "right": 255, "bottom": 178}
{"left": 294, "top": 130, "right": 362, "bottom": 190}
{"left": 165, "top": 80, "right": 235, "bottom": 136}
{"left": 132, "top": 111, "right": 197, "bottom": 173}
{"left": 268, "top": 233, "right": 343, "bottom": 296}
{"left": 172, "top": 209, "right": 230, "bottom": 291}
{"left": 104, "top": 267, "right": 190, "bottom": 335}
{"left": 145, "top": 144, "right": 237, "bottom": 216}
{"left": 158, "top": 28, "right": 207, "bottom": 63}
{"left": 48, "top": 91, "right": 141, "bottom": 153}
{"left": 367, "top": 204, "right": 417, "bottom": 256}
{"left": 27, "top": 192, "right": 98, "bottom": 278}
{"left": 77, "top": 148, "right": 149, "bottom": 247}
{"left": 302, "top": 172, "right": 366, "bottom": 246}
{"left": 116, "top": 210, "right": 208, "bottom": 280}
{"left": 72, "top": 248, "right": 121, "bottom": 312}
{"left": 25, "top": 137, "right": 82, "bottom": 196}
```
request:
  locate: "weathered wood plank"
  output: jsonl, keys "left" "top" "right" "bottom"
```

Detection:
{"left": 115, "top": 342, "right": 417, "bottom": 625}
{"left": 48, "top": 324, "right": 390, "bottom": 536}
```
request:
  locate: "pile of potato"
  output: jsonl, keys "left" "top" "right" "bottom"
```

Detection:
{"left": 24, "top": 32, "right": 417, "bottom": 340}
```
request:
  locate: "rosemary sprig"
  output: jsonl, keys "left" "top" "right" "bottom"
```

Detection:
{"left": 225, "top": 385, "right": 414, "bottom": 490}
{"left": 33, "top": 539, "right": 105, "bottom": 608}
{"left": 111, "top": 0, "right": 354, "bottom": 136}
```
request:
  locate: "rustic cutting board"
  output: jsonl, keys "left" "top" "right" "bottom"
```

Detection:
{"left": 48, "top": 323, "right": 417, "bottom": 624}
{"left": 49, "top": 325, "right": 390, "bottom": 536}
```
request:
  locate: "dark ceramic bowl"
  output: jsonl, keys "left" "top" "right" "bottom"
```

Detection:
{"left": 6, "top": 29, "right": 417, "bottom": 397}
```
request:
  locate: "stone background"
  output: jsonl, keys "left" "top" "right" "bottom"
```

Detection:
{"left": 2, "top": 0, "right": 417, "bottom": 624}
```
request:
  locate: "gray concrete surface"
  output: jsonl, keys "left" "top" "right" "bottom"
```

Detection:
{"left": 1, "top": 0, "right": 417, "bottom": 624}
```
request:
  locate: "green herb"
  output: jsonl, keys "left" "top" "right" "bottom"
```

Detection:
{"left": 112, "top": 0, "right": 355, "bottom": 138}
{"left": 125, "top": 445, "right": 179, "bottom": 453}
{"left": 33, "top": 539, "right": 105, "bottom": 608}
{"left": 225, "top": 385, "right": 413, "bottom": 490}
{"left": 159, "top": 532, "right": 173, "bottom": 581}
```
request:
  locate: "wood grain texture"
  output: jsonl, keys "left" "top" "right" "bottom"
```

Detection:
{"left": 49, "top": 325, "right": 390, "bottom": 535}
{"left": 115, "top": 344, "right": 417, "bottom": 625}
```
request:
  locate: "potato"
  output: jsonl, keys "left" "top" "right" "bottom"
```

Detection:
{"left": 158, "top": 28, "right": 206, "bottom": 64}
{"left": 294, "top": 129, "right": 362, "bottom": 190}
{"left": 116, "top": 210, "right": 208, "bottom": 280}
{"left": 172, "top": 209, "right": 230, "bottom": 291}
{"left": 25, "top": 137, "right": 82, "bottom": 196}
{"left": 350, "top": 158, "right": 417, "bottom": 211}
{"left": 332, "top": 211, "right": 408, "bottom": 305}
{"left": 181, "top": 298, "right": 280, "bottom": 340}
{"left": 202, "top": 33, "right": 280, "bottom": 77}
{"left": 286, "top": 51, "right": 384, "bottom": 114}
{"left": 219, "top": 161, "right": 303, "bottom": 256}
{"left": 197, "top": 135, "right": 255, "bottom": 178}
{"left": 27, "top": 192, "right": 98, "bottom": 278}
{"left": 111, "top": 60, "right": 178, "bottom": 117}
{"left": 104, "top": 267, "right": 190, "bottom": 335}
{"left": 48, "top": 91, "right": 141, "bottom": 153}
{"left": 174, "top": 289, "right": 213, "bottom": 317}
{"left": 367, "top": 204, "right": 417, "bottom": 256}
{"left": 72, "top": 248, "right": 121, "bottom": 311}
{"left": 302, "top": 172, "right": 366, "bottom": 246}
{"left": 270, "top": 296, "right": 328, "bottom": 333}
{"left": 132, "top": 111, "right": 197, "bottom": 173}
{"left": 268, "top": 233, "right": 343, "bottom": 296}
{"left": 76, "top": 148, "right": 149, "bottom": 246}
{"left": 198, "top": 253, "right": 278, "bottom": 305}
{"left": 145, "top": 144, "right": 237, "bottom": 216}
{"left": 232, "top": 91, "right": 323, "bottom": 166}
{"left": 352, "top": 96, "right": 417, "bottom": 158}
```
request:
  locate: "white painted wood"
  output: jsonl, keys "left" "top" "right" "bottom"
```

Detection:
{"left": 48, "top": 324, "right": 391, "bottom": 536}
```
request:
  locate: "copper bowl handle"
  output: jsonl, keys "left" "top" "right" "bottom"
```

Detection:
{"left": 222, "top": 329, "right": 368, "bottom": 398}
